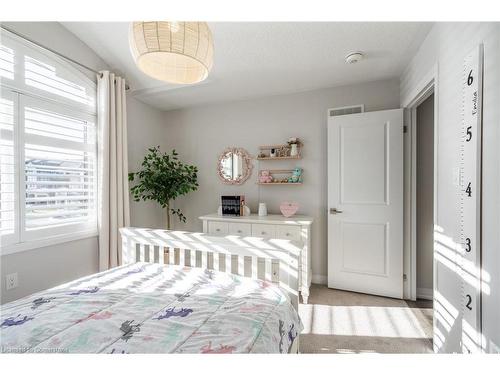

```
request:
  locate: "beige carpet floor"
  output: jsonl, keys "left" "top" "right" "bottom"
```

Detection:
{"left": 299, "top": 285, "right": 433, "bottom": 354}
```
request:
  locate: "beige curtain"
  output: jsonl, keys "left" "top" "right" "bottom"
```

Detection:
{"left": 97, "top": 71, "right": 130, "bottom": 271}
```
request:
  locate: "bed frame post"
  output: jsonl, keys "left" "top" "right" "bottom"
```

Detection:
{"left": 282, "top": 248, "right": 300, "bottom": 311}
{"left": 121, "top": 229, "right": 135, "bottom": 265}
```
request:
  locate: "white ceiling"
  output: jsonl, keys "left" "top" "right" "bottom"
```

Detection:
{"left": 61, "top": 22, "right": 432, "bottom": 111}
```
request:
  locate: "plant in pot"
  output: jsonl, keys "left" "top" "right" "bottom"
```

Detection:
{"left": 128, "top": 146, "right": 199, "bottom": 229}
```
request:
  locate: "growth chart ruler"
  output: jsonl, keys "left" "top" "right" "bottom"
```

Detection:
{"left": 460, "top": 44, "right": 483, "bottom": 353}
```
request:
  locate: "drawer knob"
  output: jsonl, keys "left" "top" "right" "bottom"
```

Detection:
{"left": 216, "top": 229, "right": 220, "bottom": 232}
{"left": 237, "top": 230, "right": 242, "bottom": 233}
{"left": 286, "top": 233, "right": 290, "bottom": 236}
{"left": 261, "top": 232, "right": 266, "bottom": 235}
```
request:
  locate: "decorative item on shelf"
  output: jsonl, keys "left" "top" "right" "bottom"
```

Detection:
{"left": 288, "top": 167, "right": 303, "bottom": 183}
{"left": 270, "top": 148, "right": 277, "bottom": 158}
{"left": 258, "top": 203, "right": 268, "bottom": 217}
{"left": 259, "top": 170, "right": 274, "bottom": 183}
{"left": 277, "top": 145, "right": 289, "bottom": 157}
{"left": 280, "top": 202, "right": 299, "bottom": 218}
{"left": 287, "top": 137, "right": 302, "bottom": 157}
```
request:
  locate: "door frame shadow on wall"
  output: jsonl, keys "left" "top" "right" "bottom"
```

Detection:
{"left": 401, "top": 65, "right": 438, "bottom": 306}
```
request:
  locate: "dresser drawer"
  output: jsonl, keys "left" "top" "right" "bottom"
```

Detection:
{"left": 251, "top": 224, "right": 276, "bottom": 238}
{"left": 228, "top": 222, "right": 252, "bottom": 236}
{"left": 208, "top": 221, "right": 228, "bottom": 235}
{"left": 276, "top": 225, "right": 302, "bottom": 242}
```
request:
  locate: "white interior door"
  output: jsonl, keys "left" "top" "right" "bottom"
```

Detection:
{"left": 327, "top": 109, "right": 404, "bottom": 299}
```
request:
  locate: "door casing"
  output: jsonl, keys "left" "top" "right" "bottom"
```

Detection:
{"left": 401, "top": 64, "right": 438, "bottom": 303}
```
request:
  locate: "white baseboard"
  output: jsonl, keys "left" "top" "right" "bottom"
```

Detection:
{"left": 312, "top": 274, "right": 327, "bottom": 285}
{"left": 417, "top": 287, "right": 433, "bottom": 300}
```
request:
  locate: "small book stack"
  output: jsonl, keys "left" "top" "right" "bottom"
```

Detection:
{"left": 221, "top": 195, "right": 246, "bottom": 216}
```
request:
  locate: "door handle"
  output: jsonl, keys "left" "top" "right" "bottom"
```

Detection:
{"left": 329, "top": 208, "right": 343, "bottom": 214}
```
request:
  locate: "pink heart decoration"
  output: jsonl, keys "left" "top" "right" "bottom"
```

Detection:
{"left": 280, "top": 202, "right": 299, "bottom": 218}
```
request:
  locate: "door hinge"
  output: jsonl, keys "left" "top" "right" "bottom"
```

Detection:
{"left": 403, "top": 274, "right": 407, "bottom": 281}
{"left": 403, "top": 125, "right": 408, "bottom": 133}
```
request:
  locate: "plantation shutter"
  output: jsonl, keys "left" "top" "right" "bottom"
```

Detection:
{"left": 0, "top": 29, "right": 97, "bottom": 249}
{"left": 0, "top": 90, "right": 17, "bottom": 241}
{"left": 22, "top": 96, "right": 97, "bottom": 239}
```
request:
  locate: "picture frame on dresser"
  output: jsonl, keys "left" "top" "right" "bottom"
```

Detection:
{"left": 199, "top": 213, "right": 313, "bottom": 304}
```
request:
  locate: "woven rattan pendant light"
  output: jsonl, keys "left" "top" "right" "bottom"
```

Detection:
{"left": 129, "top": 22, "right": 214, "bottom": 84}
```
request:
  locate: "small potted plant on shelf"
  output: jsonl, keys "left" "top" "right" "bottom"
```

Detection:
{"left": 287, "top": 137, "right": 302, "bottom": 157}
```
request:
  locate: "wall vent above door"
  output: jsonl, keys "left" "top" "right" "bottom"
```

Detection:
{"left": 328, "top": 104, "right": 364, "bottom": 117}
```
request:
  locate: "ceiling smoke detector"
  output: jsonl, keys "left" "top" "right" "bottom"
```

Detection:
{"left": 345, "top": 52, "right": 364, "bottom": 64}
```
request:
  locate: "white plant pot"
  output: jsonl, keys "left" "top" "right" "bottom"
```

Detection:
{"left": 290, "top": 144, "right": 298, "bottom": 156}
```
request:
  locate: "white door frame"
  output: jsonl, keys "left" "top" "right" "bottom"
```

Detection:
{"left": 401, "top": 64, "right": 439, "bottom": 301}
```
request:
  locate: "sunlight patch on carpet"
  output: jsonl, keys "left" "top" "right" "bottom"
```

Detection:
{"left": 299, "top": 303, "right": 432, "bottom": 339}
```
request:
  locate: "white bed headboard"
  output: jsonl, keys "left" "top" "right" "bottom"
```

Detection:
{"left": 119, "top": 227, "right": 301, "bottom": 309}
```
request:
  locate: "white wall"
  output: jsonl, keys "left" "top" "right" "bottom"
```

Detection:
{"left": 401, "top": 23, "right": 500, "bottom": 353}
{"left": 162, "top": 79, "right": 400, "bottom": 281}
{"left": 416, "top": 94, "right": 434, "bottom": 297}
{"left": 0, "top": 22, "right": 167, "bottom": 303}
{"left": 1, "top": 237, "right": 98, "bottom": 303}
{"left": 127, "top": 96, "right": 169, "bottom": 229}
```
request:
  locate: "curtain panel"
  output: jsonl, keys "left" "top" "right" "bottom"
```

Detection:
{"left": 97, "top": 71, "right": 130, "bottom": 270}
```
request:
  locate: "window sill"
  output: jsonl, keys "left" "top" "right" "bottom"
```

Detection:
{"left": 0, "top": 229, "right": 98, "bottom": 256}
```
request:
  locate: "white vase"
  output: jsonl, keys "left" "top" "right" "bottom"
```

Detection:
{"left": 290, "top": 144, "right": 298, "bottom": 157}
{"left": 258, "top": 203, "right": 267, "bottom": 216}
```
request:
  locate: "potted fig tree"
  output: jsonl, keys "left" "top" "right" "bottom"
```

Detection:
{"left": 128, "top": 146, "right": 198, "bottom": 229}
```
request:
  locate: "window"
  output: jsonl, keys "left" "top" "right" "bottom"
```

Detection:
{"left": 0, "top": 93, "right": 16, "bottom": 239}
{"left": 0, "top": 31, "right": 97, "bottom": 252}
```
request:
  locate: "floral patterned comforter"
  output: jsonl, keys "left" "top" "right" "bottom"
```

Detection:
{"left": 0, "top": 262, "right": 301, "bottom": 353}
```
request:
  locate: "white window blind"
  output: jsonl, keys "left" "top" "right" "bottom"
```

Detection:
{"left": 24, "top": 55, "right": 94, "bottom": 107}
{"left": 0, "top": 45, "right": 15, "bottom": 80}
{"left": 0, "top": 30, "right": 97, "bottom": 251}
{"left": 23, "top": 98, "right": 97, "bottom": 238}
{"left": 0, "top": 94, "right": 16, "bottom": 239}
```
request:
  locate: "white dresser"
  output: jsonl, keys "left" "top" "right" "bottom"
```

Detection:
{"left": 199, "top": 213, "right": 313, "bottom": 303}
